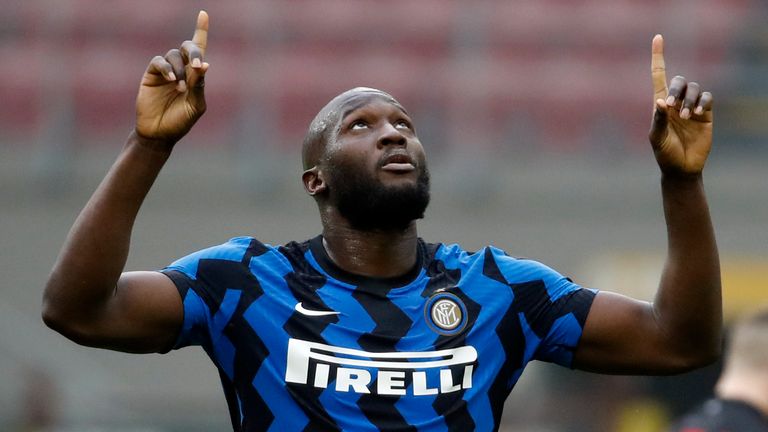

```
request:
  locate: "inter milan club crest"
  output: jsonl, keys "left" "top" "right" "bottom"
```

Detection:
{"left": 425, "top": 291, "right": 468, "bottom": 336}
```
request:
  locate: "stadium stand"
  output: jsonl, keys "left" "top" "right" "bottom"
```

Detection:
{"left": 0, "top": 0, "right": 754, "bottom": 152}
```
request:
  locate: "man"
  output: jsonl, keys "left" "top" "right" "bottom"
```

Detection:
{"left": 42, "top": 11, "right": 722, "bottom": 431}
{"left": 669, "top": 307, "right": 768, "bottom": 432}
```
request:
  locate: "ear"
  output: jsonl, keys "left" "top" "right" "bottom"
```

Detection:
{"left": 302, "top": 166, "right": 327, "bottom": 196}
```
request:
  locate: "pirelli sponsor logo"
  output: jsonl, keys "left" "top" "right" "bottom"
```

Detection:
{"left": 285, "top": 339, "right": 477, "bottom": 396}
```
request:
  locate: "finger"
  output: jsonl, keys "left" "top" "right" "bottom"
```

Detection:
{"left": 147, "top": 55, "right": 176, "bottom": 81}
{"left": 186, "top": 60, "right": 208, "bottom": 93}
{"left": 165, "top": 49, "right": 187, "bottom": 92}
{"left": 695, "top": 91, "right": 714, "bottom": 116}
{"left": 649, "top": 99, "right": 669, "bottom": 148}
{"left": 192, "top": 10, "right": 208, "bottom": 57}
{"left": 666, "top": 75, "right": 687, "bottom": 108}
{"left": 680, "top": 81, "right": 700, "bottom": 119}
{"left": 649, "top": 99, "right": 669, "bottom": 149}
{"left": 181, "top": 40, "right": 203, "bottom": 69}
{"left": 187, "top": 62, "right": 209, "bottom": 113}
{"left": 651, "top": 34, "right": 668, "bottom": 101}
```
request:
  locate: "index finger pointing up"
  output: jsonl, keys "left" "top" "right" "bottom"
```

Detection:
{"left": 192, "top": 10, "right": 209, "bottom": 57}
{"left": 651, "top": 34, "right": 668, "bottom": 101}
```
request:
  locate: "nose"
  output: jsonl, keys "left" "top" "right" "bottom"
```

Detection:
{"left": 377, "top": 123, "right": 406, "bottom": 148}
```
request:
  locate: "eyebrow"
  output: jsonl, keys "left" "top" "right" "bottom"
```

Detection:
{"left": 339, "top": 98, "right": 410, "bottom": 123}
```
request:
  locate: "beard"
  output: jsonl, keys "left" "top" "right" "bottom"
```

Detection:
{"left": 327, "top": 159, "right": 431, "bottom": 232}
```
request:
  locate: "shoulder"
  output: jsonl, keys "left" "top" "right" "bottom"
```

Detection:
{"left": 427, "top": 241, "right": 593, "bottom": 304}
{"left": 164, "top": 237, "right": 287, "bottom": 278}
{"left": 177, "top": 236, "right": 260, "bottom": 258}
{"left": 427, "top": 241, "right": 482, "bottom": 265}
{"left": 428, "top": 241, "right": 564, "bottom": 280}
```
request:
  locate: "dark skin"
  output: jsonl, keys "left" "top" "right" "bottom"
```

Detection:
{"left": 303, "top": 91, "right": 427, "bottom": 278}
{"left": 43, "top": 12, "right": 720, "bottom": 374}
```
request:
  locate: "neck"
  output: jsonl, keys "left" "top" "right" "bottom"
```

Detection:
{"left": 321, "top": 213, "right": 419, "bottom": 279}
{"left": 716, "top": 370, "right": 768, "bottom": 416}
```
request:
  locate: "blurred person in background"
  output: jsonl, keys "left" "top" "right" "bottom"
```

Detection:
{"left": 669, "top": 306, "right": 768, "bottom": 432}
{"left": 41, "top": 11, "right": 723, "bottom": 431}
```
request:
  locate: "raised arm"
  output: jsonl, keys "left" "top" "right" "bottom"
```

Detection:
{"left": 42, "top": 11, "right": 210, "bottom": 353}
{"left": 573, "top": 35, "right": 721, "bottom": 374}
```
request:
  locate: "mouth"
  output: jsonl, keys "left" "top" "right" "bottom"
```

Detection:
{"left": 380, "top": 152, "right": 416, "bottom": 173}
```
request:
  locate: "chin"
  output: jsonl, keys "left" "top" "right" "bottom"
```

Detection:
{"left": 328, "top": 160, "right": 431, "bottom": 231}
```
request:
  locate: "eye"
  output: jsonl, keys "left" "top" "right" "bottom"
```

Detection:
{"left": 394, "top": 120, "right": 411, "bottom": 130}
{"left": 350, "top": 120, "right": 368, "bottom": 130}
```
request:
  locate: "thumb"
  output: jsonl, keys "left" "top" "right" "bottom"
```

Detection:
{"left": 186, "top": 62, "right": 209, "bottom": 112}
{"left": 648, "top": 98, "right": 669, "bottom": 149}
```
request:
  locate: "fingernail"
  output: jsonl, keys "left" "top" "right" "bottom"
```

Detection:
{"left": 168, "top": 72, "right": 176, "bottom": 81}
{"left": 176, "top": 80, "right": 187, "bottom": 92}
{"left": 680, "top": 108, "right": 690, "bottom": 119}
{"left": 192, "top": 58, "right": 202, "bottom": 68}
{"left": 694, "top": 106, "right": 703, "bottom": 115}
{"left": 666, "top": 96, "right": 675, "bottom": 106}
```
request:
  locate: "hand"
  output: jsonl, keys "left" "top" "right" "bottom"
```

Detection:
{"left": 649, "top": 35, "right": 714, "bottom": 176}
{"left": 135, "top": 11, "right": 209, "bottom": 144}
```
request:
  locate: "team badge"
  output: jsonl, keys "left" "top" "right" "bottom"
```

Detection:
{"left": 425, "top": 291, "right": 467, "bottom": 335}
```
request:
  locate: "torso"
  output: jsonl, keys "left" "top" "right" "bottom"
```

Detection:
{"left": 163, "top": 235, "right": 595, "bottom": 431}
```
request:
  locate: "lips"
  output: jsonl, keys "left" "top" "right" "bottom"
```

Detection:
{"left": 380, "top": 152, "right": 416, "bottom": 172}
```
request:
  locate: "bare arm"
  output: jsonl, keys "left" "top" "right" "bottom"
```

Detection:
{"left": 42, "top": 11, "right": 210, "bottom": 353}
{"left": 573, "top": 35, "right": 721, "bottom": 374}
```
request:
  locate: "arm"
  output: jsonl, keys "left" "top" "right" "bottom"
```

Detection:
{"left": 42, "top": 11, "right": 210, "bottom": 354}
{"left": 573, "top": 35, "right": 721, "bottom": 374}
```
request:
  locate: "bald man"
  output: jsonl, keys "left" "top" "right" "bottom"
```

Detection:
{"left": 43, "top": 11, "right": 722, "bottom": 431}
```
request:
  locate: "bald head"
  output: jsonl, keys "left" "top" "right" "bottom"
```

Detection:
{"left": 301, "top": 87, "right": 405, "bottom": 170}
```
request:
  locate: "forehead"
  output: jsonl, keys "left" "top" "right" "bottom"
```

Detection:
{"left": 309, "top": 90, "right": 399, "bottom": 136}
{"left": 334, "top": 91, "right": 408, "bottom": 122}
{"left": 303, "top": 89, "right": 410, "bottom": 167}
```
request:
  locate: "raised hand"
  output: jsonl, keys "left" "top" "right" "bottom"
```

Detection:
{"left": 649, "top": 35, "right": 714, "bottom": 176}
{"left": 135, "top": 11, "right": 209, "bottom": 144}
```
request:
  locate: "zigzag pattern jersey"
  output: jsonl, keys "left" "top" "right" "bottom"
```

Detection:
{"left": 162, "top": 235, "right": 597, "bottom": 432}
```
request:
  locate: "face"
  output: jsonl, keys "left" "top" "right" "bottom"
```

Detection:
{"left": 320, "top": 93, "right": 430, "bottom": 231}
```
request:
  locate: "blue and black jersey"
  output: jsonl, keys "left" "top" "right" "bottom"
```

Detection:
{"left": 162, "top": 235, "right": 596, "bottom": 431}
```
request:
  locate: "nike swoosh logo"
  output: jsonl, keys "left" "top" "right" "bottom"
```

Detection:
{"left": 295, "top": 302, "right": 340, "bottom": 317}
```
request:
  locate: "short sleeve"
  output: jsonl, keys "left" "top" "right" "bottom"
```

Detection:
{"left": 159, "top": 237, "right": 254, "bottom": 351}
{"left": 531, "top": 274, "right": 597, "bottom": 367}
{"left": 161, "top": 269, "right": 212, "bottom": 350}
{"left": 492, "top": 250, "right": 597, "bottom": 368}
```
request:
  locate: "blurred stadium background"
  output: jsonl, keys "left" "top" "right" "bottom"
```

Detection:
{"left": 1, "top": 0, "right": 767, "bottom": 430}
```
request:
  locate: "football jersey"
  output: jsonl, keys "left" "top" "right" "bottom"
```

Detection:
{"left": 162, "top": 235, "right": 596, "bottom": 431}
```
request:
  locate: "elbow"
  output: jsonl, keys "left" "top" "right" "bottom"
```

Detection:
{"left": 41, "top": 297, "right": 100, "bottom": 347}
{"left": 41, "top": 299, "right": 77, "bottom": 341}
{"left": 42, "top": 278, "right": 72, "bottom": 337}
{"left": 681, "top": 325, "right": 724, "bottom": 371}
{"left": 42, "top": 275, "right": 103, "bottom": 346}
{"left": 653, "top": 308, "right": 723, "bottom": 374}
{"left": 676, "top": 350, "right": 720, "bottom": 373}
{"left": 42, "top": 276, "right": 131, "bottom": 351}
{"left": 662, "top": 339, "right": 722, "bottom": 374}
{"left": 41, "top": 293, "right": 64, "bottom": 333}
{"left": 691, "top": 339, "right": 723, "bottom": 369}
